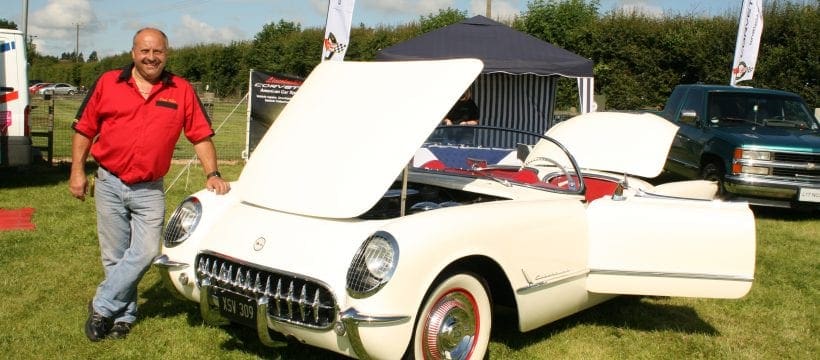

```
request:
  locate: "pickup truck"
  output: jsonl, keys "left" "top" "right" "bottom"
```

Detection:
{"left": 659, "top": 84, "right": 819, "bottom": 209}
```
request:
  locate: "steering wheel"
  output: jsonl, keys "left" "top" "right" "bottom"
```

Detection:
{"left": 524, "top": 156, "right": 576, "bottom": 190}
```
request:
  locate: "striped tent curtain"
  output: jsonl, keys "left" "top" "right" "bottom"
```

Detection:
{"left": 577, "top": 77, "right": 596, "bottom": 114}
{"left": 472, "top": 73, "right": 557, "bottom": 148}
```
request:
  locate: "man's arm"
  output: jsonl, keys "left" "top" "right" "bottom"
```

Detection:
{"left": 193, "top": 138, "right": 230, "bottom": 195}
{"left": 69, "top": 132, "right": 92, "bottom": 201}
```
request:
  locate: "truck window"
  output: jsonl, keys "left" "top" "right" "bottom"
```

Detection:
{"left": 708, "top": 92, "right": 817, "bottom": 129}
{"left": 661, "top": 87, "right": 687, "bottom": 120}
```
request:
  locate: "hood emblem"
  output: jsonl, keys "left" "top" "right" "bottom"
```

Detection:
{"left": 253, "top": 236, "right": 266, "bottom": 251}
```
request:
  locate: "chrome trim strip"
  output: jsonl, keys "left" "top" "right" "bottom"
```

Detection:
{"left": 152, "top": 254, "right": 189, "bottom": 269}
{"left": 340, "top": 308, "right": 410, "bottom": 325}
{"left": 339, "top": 308, "right": 411, "bottom": 360}
{"left": 589, "top": 269, "right": 754, "bottom": 282}
{"left": 516, "top": 269, "right": 588, "bottom": 295}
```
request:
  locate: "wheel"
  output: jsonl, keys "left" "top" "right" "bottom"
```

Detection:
{"left": 67, "top": 90, "right": 75, "bottom": 95}
{"left": 701, "top": 161, "right": 725, "bottom": 196}
{"left": 405, "top": 273, "right": 492, "bottom": 360}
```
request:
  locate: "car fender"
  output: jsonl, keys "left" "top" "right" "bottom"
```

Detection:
{"left": 159, "top": 182, "right": 242, "bottom": 301}
{"left": 345, "top": 198, "right": 591, "bottom": 357}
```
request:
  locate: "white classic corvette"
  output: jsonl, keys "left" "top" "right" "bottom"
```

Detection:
{"left": 154, "top": 59, "right": 755, "bottom": 360}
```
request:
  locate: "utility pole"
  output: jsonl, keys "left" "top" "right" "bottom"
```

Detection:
{"left": 486, "top": 0, "right": 492, "bottom": 18}
{"left": 74, "top": 23, "right": 81, "bottom": 62}
{"left": 22, "top": 0, "right": 29, "bottom": 49}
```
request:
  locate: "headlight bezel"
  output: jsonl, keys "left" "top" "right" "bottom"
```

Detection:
{"left": 163, "top": 197, "right": 202, "bottom": 248}
{"left": 737, "top": 148, "right": 773, "bottom": 161}
{"left": 346, "top": 231, "right": 399, "bottom": 299}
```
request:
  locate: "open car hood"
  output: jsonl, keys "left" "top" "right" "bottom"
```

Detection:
{"left": 238, "top": 59, "right": 484, "bottom": 218}
{"left": 544, "top": 112, "right": 679, "bottom": 178}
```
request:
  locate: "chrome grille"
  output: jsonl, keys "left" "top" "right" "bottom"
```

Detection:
{"left": 195, "top": 253, "right": 337, "bottom": 329}
{"left": 773, "top": 152, "right": 820, "bottom": 163}
{"left": 770, "top": 151, "right": 820, "bottom": 179}
{"left": 772, "top": 168, "right": 820, "bottom": 178}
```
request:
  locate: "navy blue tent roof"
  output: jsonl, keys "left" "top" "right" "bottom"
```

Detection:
{"left": 376, "top": 15, "right": 593, "bottom": 78}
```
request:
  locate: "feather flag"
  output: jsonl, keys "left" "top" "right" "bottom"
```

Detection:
{"left": 730, "top": 0, "right": 764, "bottom": 86}
{"left": 322, "top": 0, "right": 355, "bottom": 61}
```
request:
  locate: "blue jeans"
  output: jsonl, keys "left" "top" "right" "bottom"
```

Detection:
{"left": 91, "top": 167, "right": 165, "bottom": 324}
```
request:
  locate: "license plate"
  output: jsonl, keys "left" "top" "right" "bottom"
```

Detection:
{"left": 798, "top": 187, "right": 820, "bottom": 203}
{"left": 215, "top": 289, "right": 257, "bottom": 327}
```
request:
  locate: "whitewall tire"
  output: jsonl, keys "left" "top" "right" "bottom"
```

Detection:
{"left": 406, "top": 273, "right": 492, "bottom": 360}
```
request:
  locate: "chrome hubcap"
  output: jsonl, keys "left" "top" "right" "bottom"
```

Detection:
{"left": 422, "top": 289, "right": 478, "bottom": 360}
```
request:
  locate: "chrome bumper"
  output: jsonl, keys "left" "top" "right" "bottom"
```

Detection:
{"left": 197, "top": 276, "right": 410, "bottom": 359}
{"left": 152, "top": 255, "right": 190, "bottom": 300}
{"left": 724, "top": 174, "right": 820, "bottom": 207}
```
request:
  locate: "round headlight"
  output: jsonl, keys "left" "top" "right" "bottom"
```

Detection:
{"left": 347, "top": 232, "right": 399, "bottom": 298}
{"left": 163, "top": 197, "right": 202, "bottom": 247}
{"left": 364, "top": 238, "right": 395, "bottom": 279}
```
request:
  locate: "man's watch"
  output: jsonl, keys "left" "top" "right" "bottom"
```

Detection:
{"left": 206, "top": 171, "right": 222, "bottom": 179}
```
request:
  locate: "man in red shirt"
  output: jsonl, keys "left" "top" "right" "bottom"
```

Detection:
{"left": 69, "top": 27, "right": 230, "bottom": 341}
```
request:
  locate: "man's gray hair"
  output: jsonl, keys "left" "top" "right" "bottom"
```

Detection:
{"left": 132, "top": 27, "right": 169, "bottom": 48}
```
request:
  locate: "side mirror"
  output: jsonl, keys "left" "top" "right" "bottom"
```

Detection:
{"left": 679, "top": 109, "right": 698, "bottom": 126}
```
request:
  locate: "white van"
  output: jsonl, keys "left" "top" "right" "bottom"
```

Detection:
{"left": 0, "top": 29, "right": 31, "bottom": 167}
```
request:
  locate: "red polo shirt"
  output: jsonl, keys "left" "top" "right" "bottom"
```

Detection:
{"left": 73, "top": 64, "right": 214, "bottom": 184}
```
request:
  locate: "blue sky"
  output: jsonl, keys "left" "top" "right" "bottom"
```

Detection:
{"left": 6, "top": 0, "right": 745, "bottom": 58}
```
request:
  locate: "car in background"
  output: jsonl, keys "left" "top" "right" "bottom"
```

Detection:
{"left": 154, "top": 60, "right": 756, "bottom": 359}
{"left": 28, "top": 82, "right": 51, "bottom": 94}
{"left": 36, "top": 82, "right": 77, "bottom": 95}
{"left": 660, "top": 84, "right": 819, "bottom": 209}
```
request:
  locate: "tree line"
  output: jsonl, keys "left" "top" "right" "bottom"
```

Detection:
{"left": 5, "top": 0, "right": 818, "bottom": 110}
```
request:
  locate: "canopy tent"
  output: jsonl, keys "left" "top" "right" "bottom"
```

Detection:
{"left": 376, "top": 15, "right": 594, "bottom": 145}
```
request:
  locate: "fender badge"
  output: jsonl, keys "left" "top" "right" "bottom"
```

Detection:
{"left": 253, "top": 237, "right": 266, "bottom": 251}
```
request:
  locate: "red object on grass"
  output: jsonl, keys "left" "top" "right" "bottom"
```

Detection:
{"left": 0, "top": 207, "right": 36, "bottom": 231}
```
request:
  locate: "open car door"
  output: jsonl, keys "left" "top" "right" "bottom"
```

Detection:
{"left": 585, "top": 196, "right": 755, "bottom": 299}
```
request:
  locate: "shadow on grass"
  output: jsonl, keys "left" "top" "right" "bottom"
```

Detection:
{"left": 139, "top": 279, "right": 717, "bottom": 359}
{"left": 492, "top": 295, "right": 718, "bottom": 351}
{"left": 139, "top": 280, "right": 344, "bottom": 359}
{"left": 751, "top": 205, "right": 819, "bottom": 220}
{"left": 0, "top": 161, "right": 97, "bottom": 189}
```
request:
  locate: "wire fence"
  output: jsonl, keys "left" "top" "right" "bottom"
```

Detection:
{"left": 28, "top": 93, "right": 251, "bottom": 164}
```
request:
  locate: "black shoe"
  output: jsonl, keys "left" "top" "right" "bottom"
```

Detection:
{"left": 85, "top": 302, "right": 112, "bottom": 342}
{"left": 108, "top": 322, "right": 132, "bottom": 340}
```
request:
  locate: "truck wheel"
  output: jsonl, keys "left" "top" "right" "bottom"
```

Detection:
{"left": 405, "top": 273, "right": 492, "bottom": 360}
{"left": 701, "top": 162, "right": 725, "bottom": 196}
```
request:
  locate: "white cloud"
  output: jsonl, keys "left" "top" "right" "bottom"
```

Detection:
{"left": 28, "top": 0, "right": 102, "bottom": 56}
{"left": 613, "top": 1, "right": 663, "bottom": 18}
{"left": 173, "top": 14, "right": 246, "bottom": 47}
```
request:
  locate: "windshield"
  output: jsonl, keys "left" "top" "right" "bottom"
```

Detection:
{"left": 707, "top": 92, "right": 818, "bottom": 130}
{"left": 414, "top": 125, "right": 584, "bottom": 194}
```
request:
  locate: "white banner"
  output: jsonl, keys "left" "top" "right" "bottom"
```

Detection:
{"left": 322, "top": 0, "right": 355, "bottom": 61}
{"left": 730, "top": 0, "right": 764, "bottom": 86}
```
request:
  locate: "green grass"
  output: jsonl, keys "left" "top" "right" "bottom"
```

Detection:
{"left": 0, "top": 163, "right": 817, "bottom": 359}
